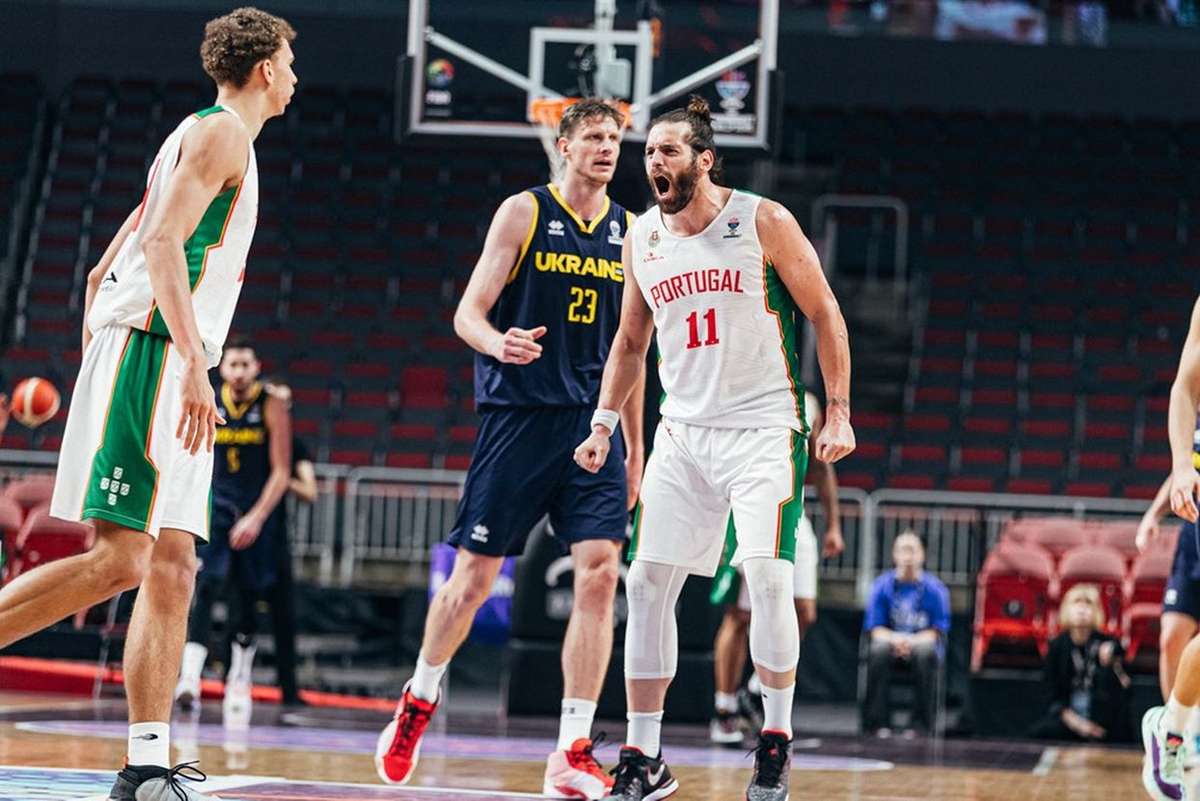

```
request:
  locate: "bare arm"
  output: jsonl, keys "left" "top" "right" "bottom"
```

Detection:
{"left": 757, "top": 200, "right": 854, "bottom": 463}
{"left": 620, "top": 363, "right": 647, "bottom": 510}
{"left": 83, "top": 207, "right": 140, "bottom": 351}
{"left": 453, "top": 193, "right": 546, "bottom": 363}
{"left": 805, "top": 400, "right": 843, "bottom": 557}
{"left": 139, "top": 115, "right": 246, "bottom": 453}
{"left": 230, "top": 395, "right": 293, "bottom": 550}
{"left": 1137, "top": 475, "right": 1173, "bottom": 552}
{"left": 575, "top": 232, "right": 654, "bottom": 473}
{"left": 1168, "top": 296, "right": 1200, "bottom": 521}
{"left": 289, "top": 459, "right": 318, "bottom": 504}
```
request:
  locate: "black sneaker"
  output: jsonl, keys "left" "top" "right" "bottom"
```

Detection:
{"left": 604, "top": 747, "right": 679, "bottom": 800}
{"left": 737, "top": 686, "right": 764, "bottom": 732}
{"left": 746, "top": 731, "right": 791, "bottom": 801}
{"left": 109, "top": 762, "right": 212, "bottom": 800}
{"left": 710, "top": 709, "right": 746, "bottom": 746}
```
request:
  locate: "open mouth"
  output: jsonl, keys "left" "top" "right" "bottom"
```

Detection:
{"left": 653, "top": 174, "right": 671, "bottom": 195}
{"left": 594, "top": 159, "right": 613, "bottom": 169}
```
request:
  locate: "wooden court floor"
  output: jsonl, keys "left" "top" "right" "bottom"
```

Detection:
{"left": 0, "top": 691, "right": 1150, "bottom": 800}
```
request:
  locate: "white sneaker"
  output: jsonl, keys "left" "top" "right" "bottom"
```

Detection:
{"left": 174, "top": 642, "right": 207, "bottom": 710}
{"left": 1143, "top": 706, "right": 1184, "bottom": 801}
{"left": 174, "top": 672, "right": 201, "bottom": 711}
{"left": 222, "top": 681, "right": 252, "bottom": 729}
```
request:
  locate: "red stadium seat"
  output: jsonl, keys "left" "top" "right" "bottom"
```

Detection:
{"left": 1001, "top": 517, "right": 1090, "bottom": 559}
{"left": 9, "top": 505, "right": 93, "bottom": 580}
{"left": 400, "top": 367, "right": 448, "bottom": 410}
{"left": 1124, "top": 603, "right": 1162, "bottom": 669}
{"left": 1090, "top": 521, "right": 1140, "bottom": 564}
{"left": 2, "top": 476, "right": 56, "bottom": 513}
{"left": 1126, "top": 546, "right": 1172, "bottom": 607}
{"left": 1056, "top": 545, "right": 1127, "bottom": 633}
{"left": 972, "top": 541, "right": 1055, "bottom": 671}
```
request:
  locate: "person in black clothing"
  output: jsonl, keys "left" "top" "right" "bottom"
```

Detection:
{"left": 1029, "top": 583, "right": 1131, "bottom": 742}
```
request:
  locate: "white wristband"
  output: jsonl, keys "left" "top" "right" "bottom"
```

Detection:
{"left": 590, "top": 408, "right": 620, "bottom": 436}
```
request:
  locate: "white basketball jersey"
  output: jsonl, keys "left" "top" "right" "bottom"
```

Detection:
{"left": 630, "top": 190, "right": 806, "bottom": 432}
{"left": 89, "top": 105, "right": 258, "bottom": 367}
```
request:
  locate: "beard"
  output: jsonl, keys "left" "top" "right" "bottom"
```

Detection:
{"left": 648, "top": 156, "right": 701, "bottom": 215}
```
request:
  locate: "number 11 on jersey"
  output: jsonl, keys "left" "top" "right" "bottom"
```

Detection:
{"left": 686, "top": 308, "right": 719, "bottom": 349}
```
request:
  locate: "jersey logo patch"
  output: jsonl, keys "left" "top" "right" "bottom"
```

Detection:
{"left": 471, "top": 524, "right": 490, "bottom": 543}
{"left": 607, "top": 220, "right": 623, "bottom": 245}
{"left": 548, "top": 220, "right": 565, "bottom": 237}
{"left": 723, "top": 216, "right": 742, "bottom": 239}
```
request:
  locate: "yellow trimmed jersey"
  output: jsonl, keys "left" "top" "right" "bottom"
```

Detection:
{"left": 89, "top": 105, "right": 258, "bottom": 367}
{"left": 474, "top": 183, "right": 631, "bottom": 407}
{"left": 629, "top": 189, "right": 807, "bottom": 433}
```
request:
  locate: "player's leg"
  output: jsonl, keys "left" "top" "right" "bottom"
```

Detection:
{"left": 222, "top": 552, "right": 260, "bottom": 725}
{"left": 609, "top": 421, "right": 725, "bottom": 800}
{"left": 1162, "top": 613, "right": 1198, "bottom": 700}
{"left": 1161, "top": 523, "right": 1200, "bottom": 699}
{"left": 268, "top": 532, "right": 301, "bottom": 705}
{"left": 177, "top": 501, "right": 236, "bottom": 709}
{"left": 793, "top": 513, "right": 820, "bottom": 639}
{"left": 727, "top": 427, "right": 807, "bottom": 801}
{"left": 377, "top": 407, "right": 552, "bottom": 785}
{"left": 712, "top": 601, "right": 751, "bottom": 744}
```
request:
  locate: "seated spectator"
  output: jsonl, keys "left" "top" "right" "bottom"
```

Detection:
{"left": 1029, "top": 584, "right": 1131, "bottom": 742}
{"left": 862, "top": 530, "right": 951, "bottom": 737}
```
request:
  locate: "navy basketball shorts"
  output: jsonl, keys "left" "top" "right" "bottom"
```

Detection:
{"left": 198, "top": 496, "right": 284, "bottom": 592}
{"left": 447, "top": 405, "right": 629, "bottom": 557}
{"left": 1164, "top": 521, "right": 1200, "bottom": 619}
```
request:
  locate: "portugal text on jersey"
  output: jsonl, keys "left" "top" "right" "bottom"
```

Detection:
{"left": 475, "top": 184, "right": 632, "bottom": 409}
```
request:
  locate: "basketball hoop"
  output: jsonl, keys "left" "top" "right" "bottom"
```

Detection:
{"left": 529, "top": 97, "right": 632, "bottom": 182}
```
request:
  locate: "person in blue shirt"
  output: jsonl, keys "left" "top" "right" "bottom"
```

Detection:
{"left": 861, "top": 530, "right": 951, "bottom": 737}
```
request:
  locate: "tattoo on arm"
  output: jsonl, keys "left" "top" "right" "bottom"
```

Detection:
{"left": 829, "top": 397, "right": 850, "bottom": 409}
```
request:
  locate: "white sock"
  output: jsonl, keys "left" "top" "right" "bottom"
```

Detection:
{"left": 747, "top": 673, "right": 762, "bottom": 695}
{"left": 128, "top": 722, "right": 170, "bottom": 768}
{"left": 761, "top": 683, "right": 795, "bottom": 738}
{"left": 409, "top": 653, "right": 448, "bottom": 703}
{"left": 715, "top": 692, "right": 738, "bottom": 714}
{"left": 627, "top": 710, "right": 663, "bottom": 757}
{"left": 557, "top": 698, "right": 597, "bottom": 750}
{"left": 1188, "top": 706, "right": 1200, "bottom": 739}
{"left": 229, "top": 639, "right": 257, "bottom": 687}
{"left": 1167, "top": 693, "right": 1190, "bottom": 738}
{"left": 180, "top": 642, "right": 207, "bottom": 682}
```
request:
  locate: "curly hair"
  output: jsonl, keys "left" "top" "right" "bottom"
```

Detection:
{"left": 200, "top": 7, "right": 296, "bottom": 89}
{"left": 649, "top": 94, "right": 723, "bottom": 182}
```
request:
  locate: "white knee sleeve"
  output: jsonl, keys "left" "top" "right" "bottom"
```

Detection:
{"left": 743, "top": 558, "right": 801, "bottom": 673}
{"left": 623, "top": 560, "right": 689, "bottom": 680}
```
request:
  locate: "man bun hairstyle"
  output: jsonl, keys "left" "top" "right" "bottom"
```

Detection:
{"left": 650, "top": 94, "right": 723, "bottom": 182}
{"left": 557, "top": 97, "right": 627, "bottom": 140}
{"left": 201, "top": 6, "right": 296, "bottom": 89}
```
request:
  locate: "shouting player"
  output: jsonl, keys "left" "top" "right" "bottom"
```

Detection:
{"left": 375, "top": 99, "right": 645, "bottom": 800}
{"left": 0, "top": 8, "right": 295, "bottom": 799}
{"left": 575, "top": 96, "right": 855, "bottom": 801}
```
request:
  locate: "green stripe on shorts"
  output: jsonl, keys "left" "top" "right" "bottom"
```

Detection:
{"left": 773, "top": 430, "right": 808, "bottom": 562}
{"left": 627, "top": 499, "right": 644, "bottom": 562}
{"left": 82, "top": 329, "right": 170, "bottom": 532}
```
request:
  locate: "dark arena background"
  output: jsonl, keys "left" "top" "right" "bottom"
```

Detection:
{"left": 2, "top": 1, "right": 1200, "bottom": 799}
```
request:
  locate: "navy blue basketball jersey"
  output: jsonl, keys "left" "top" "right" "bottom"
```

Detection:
{"left": 213, "top": 382, "right": 271, "bottom": 511}
{"left": 474, "top": 184, "right": 632, "bottom": 408}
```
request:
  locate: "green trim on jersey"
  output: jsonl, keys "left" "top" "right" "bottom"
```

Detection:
{"left": 82, "top": 329, "right": 170, "bottom": 532}
{"left": 762, "top": 259, "right": 809, "bottom": 435}
{"left": 146, "top": 183, "right": 239, "bottom": 335}
{"left": 628, "top": 499, "right": 645, "bottom": 561}
{"left": 194, "top": 105, "right": 226, "bottom": 119}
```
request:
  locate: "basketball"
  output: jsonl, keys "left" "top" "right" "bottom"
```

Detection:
{"left": 10, "top": 377, "right": 61, "bottom": 428}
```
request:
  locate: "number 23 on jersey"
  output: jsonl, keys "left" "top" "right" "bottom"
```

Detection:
{"left": 568, "top": 286, "right": 598, "bottom": 324}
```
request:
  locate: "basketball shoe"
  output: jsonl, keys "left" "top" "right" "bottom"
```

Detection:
{"left": 603, "top": 747, "right": 678, "bottom": 800}
{"left": 710, "top": 709, "right": 745, "bottom": 746}
{"left": 543, "top": 736, "right": 614, "bottom": 799}
{"left": 375, "top": 681, "right": 439, "bottom": 784}
{"left": 173, "top": 642, "right": 206, "bottom": 710}
{"left": 746, "top": 730, "right": 791, "bottom": 801}
{"left": 1142, "top": 706, "right": 1184, "bottom": 801}
{"left": 108, "top": 762, "right": 213, "bottom": 800}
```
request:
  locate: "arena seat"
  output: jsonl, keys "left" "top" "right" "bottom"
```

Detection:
{"left": 9, "top": 505, "right": 93, "bottom": 580}
{"left": 1055, "top": 545, "right": 1128, "bottom": 634}
{"left": 971, "top": 541, "right": 1055, "bottom": 671}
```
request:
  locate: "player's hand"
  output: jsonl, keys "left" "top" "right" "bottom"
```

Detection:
{"left": 815, "top": 414, "right": 855, "bottom": 463}
{"left": 822, "top": 524, "right": 845, "bottom": 558}
{"left": 229, "top": 513, "right": 263, "bottom": 550}
{"left": 625, "top": 449, "right": 645, "bottom": 511}
{"left": 489, "top": 326, "right": 547, "bottom": 365}
{"left": 574, "top": 428, "right": 611, "bottom": 474}
{"left": 176, "top": 357, "right": 225, "bottom": 455}
{"left": 265, "top": 382, "right": 293, "bottom": 408}
{"left": 1135, "top": 513, "right": 1161, "bottom": 553}
{"left": 1169, "top": 466, "right": 1200, "bottom": 523}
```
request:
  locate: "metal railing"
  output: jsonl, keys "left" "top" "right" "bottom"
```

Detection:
{"left": 0, "top": 451, "right": 1155, "bottom": 600}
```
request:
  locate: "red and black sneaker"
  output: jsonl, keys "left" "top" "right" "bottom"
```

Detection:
{"left": 374, "top": 681, "right": 439, "bottom": 785}
{"left": 746, "top": 730, "right": 791, "bottom": 801}
{"left": 544, "top": 736, "right": 615, "bottom": 798}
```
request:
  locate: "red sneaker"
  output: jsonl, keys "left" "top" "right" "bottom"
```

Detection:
{"left": 543, "top": 737, "right": 615, "bottom": 799}
{"left": 374, "top": 682, "right": 439, "bottom": 785}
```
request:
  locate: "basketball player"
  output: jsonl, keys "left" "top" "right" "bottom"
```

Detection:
{"left": 1144, "top": 295, "right": 1200, "bottom": 801}
{"left": 0, "top": 9, "right": 294, "bottom": 799}
{"left": 709, "top": 389, "right": 843, "bottom": 744}
{"left": 175, "top": 337, "right": 292, "bottom": 722}
{"left": 1137, "top": 465, "right": 1200, "bottom": 705}
{"left": 375, "top": 99, "right": 645, "bottom": 800}
{"left": 574, "top": 96, "right": 855, "bottom": 801}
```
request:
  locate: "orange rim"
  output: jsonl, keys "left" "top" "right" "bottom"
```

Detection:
{"left": 528, "top": 97, "right": 632, "bottom": 130}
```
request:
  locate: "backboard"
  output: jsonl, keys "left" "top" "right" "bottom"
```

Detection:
{"left": 399, "top": 0, "right": 780, "bottom": 151}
